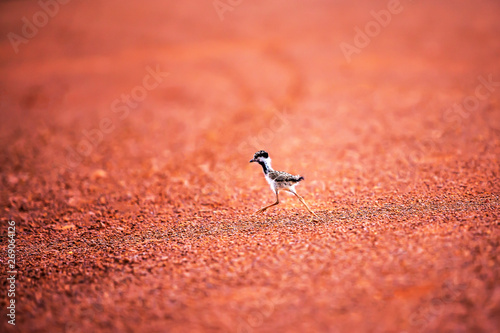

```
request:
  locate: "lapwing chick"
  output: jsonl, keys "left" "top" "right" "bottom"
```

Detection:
{"left": 249, "top": 150, "right": 319, "bottom": 219}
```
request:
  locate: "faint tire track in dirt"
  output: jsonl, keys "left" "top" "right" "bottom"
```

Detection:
{"left": 262, "top": 43, "right": 307, "bottom": 109}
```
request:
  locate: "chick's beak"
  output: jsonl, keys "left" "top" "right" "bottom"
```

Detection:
{"left": 249, "top": 158, "right": 256, "bottom": 163}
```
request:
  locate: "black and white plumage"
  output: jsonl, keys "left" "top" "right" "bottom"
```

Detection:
{"left": 249, "top": 150, "right": 304, "bottom": 192}
{"left": 250, "top": 150, "right": 319, "bottom": 218}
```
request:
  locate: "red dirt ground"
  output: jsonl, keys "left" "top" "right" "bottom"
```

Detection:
{"left": 1, "top": 0, "right": 499, "bottom": 332}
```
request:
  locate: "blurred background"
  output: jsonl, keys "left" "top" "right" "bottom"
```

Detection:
{"left": 1, "top": 0, "right": 499, "bottom": 332}
{"left": 1, "top": 0, "right": 499, "bottom": 203}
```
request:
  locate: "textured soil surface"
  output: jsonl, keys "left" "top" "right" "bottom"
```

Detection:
{"left": 1, "top": 1, "right": 500, "bottom": 332}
